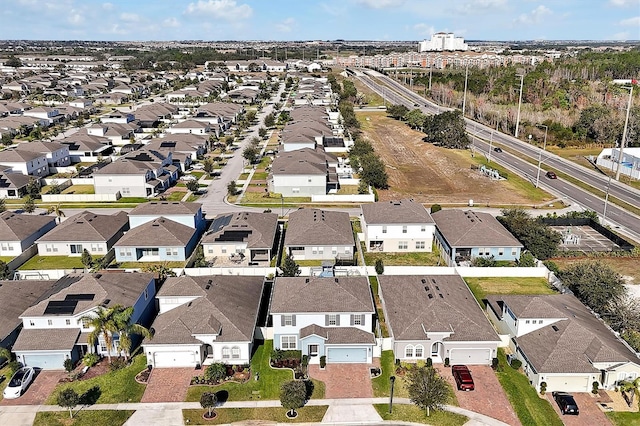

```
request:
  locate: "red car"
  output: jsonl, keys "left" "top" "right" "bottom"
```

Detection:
{"left": 452, "top": 365, "right": 475, "bottom": 391}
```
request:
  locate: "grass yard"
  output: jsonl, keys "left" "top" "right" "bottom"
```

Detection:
{"left": 374, "top": 404, "right": 468, "bottom": 426}
{"left": 369, "top": 276, "right": 390, "bottom": 338}
{"left": 46, "top": 356, "right": 147, "bottom": 405}
{"left": 190, "top": 171, "right": 205, "bottom": 179}
{"left": 33, "top": 410, "right": 134, "bottom": 426}
{"left": 337, "top": 185, "right": 360, "bottom": 195}
{"left": 372, "top": 351, "right": 396, "bottom": 397}
{"left": 252, "top": 172, "right": 269, "bottom": 180}
{"left": 0, "top": 256, "right": 14, "bottom": 263}
{"left": 363, "top": 244, "right": 443, "bottom": 266}
{"left": 495, "top": 349, "right": 563, "bottom": 426}
{"left": 465, "top": 277, "right": 556, "bottom": 307}
{"left": 238, "top": 191, "right": 311, "bottom": 205}
{"left": 550, "top": 256, "right": 640, "bottom": 285}
{"left": 239, "top": 173, "right": 250, "bottom": 180}
{"left": 115, "top": 261, "right": 185, "bottom": 269}
{"left": 61, "top": 185, "right": 95, "bottom": 195}
{"left": 160, "top": 191, "right": 186, "bottom": 201}
{"left": 0, "top": 364, "right": 12, "bottom": 402}
{"left": 19, "top": 255, "right": 85, "bottom": 270}
{"left": 607, "top": 412, "right": 640, "bottom": 426}
{"left": 186, "top": 341, "right": 325, "bottom": 402}
{"left": 182, "top": 406, "right": 328, "bottom": 424}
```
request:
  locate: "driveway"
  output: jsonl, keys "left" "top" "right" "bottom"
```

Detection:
{"left": 547, "top": 392, "right": 612, "bottom": 426}
{"left": 0, "top": 370, "right": 63, "bottom": 406}
{"left": 141, "top": 368, "right": 194, "bottom": 403}
{"left": 437, "top": 365, "right": 521, "bottom": 426}
{"left": 308, "top": 363, "right": 375, "bottom": 399}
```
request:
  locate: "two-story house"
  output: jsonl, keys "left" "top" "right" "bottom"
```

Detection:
{"left": 270, "top": 276, "right": 376, "bottom": 364}
{"left": 486, "top": 294, "right": 640, "bottom": 393}
{"left": 0, "top": 148, "right": 49, "bottom": 177}
{"left": 143, "top": 275, "right": 264, "bottom": 368}
{"left": 361, "top": 200, "right": 436, "bottom": 253}
{"left": 12, "top": 272, "right": 156, "bottom": 369}
{"left": 269, "top": 148, "right": 339, "bottom": 197}
{"left": 14, "top": 141, "right": 71, "bottom": 169}
{"left": 0, "top": 211, "right": 56, "bottom": 256}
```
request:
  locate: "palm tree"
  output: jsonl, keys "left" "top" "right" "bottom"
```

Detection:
{"left": 0, "top": 347, "right": 11, "bottom": 365}
{"left": 620, "top": 377, "right": 640, "bottom": 407}
{"left": 81, "top": 306, "right": 118, "bottom": 362}
{"left": 47, "top": 203, "right": 65, "bottom": 223}
{"left": 112, "top": 306, "right": 152, "bottom": 361}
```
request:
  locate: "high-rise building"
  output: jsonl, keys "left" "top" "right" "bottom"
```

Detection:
{"left": 418, "top": 33, "right": 468, "bottom": 52}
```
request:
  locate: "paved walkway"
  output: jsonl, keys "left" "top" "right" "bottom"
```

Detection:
{"left": 140, "top": 368, "right": 194, "bottom": 403}
{"left": 0, "top": 397, "right": 513, "bottom": 426}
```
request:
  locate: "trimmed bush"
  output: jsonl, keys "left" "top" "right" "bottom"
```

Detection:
{"left": 491, "top": 357, "right": 499, "bottom": 370}
{"left": 510, "top": 359, "right": 522, "bottom": 370}
{"left": 426, "top": 357, "right": 433, "bottom": 367}
{"left": 83, "top": 353, "right": 100, "bottom": 367}
{"left": 592, "top": 381, "right": 599, "bottom": 395}
{"left": 444, "top": 357, "right": 450, "bottom": 367}
{"left": 540, "top": 381, "right": 547, "bottom": 395}
{"left": 375, "top": 259, "right": 384, "bottom": 275}
{"left": 109, "top": 358, "right": 127, "bottom": 371}
{"left": 320, "top": 356, "right": 326, "bottom": 368}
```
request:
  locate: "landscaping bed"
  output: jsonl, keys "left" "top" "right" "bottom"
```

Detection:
{"left": 182, "top": 406, "right": 328, "bottom": 424}
{"left": 33, "top": 410, "right": 134, "bottom": 426}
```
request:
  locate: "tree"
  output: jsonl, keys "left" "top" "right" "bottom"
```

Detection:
{"left": 264, "top": 112, "right": 276, "bottom": 128}
{"left": 141, "top": 262, "right": 177, "bottom": 282}
{"left": 186, "top": 180, "right": 200, "bottom": 193}
{"left": 423, "top": 110, "right": 470, "bottom": 149}
{"left": 227, "top": 180, "right": 240, "bottom": 196}
{"left": 405, "top": 109, "right": 426, "bottom": 129}
{"left": 0, "top": 260, "right": 8, "bottom": 279}
{"left": 375, "top": 259, "right": 384, "bottom": 275}
{"left": 22, "top": 196, "right": 36, "bottom": 213}
{"left": 81, "top": 249, "right": 94, "bottom": 269}
{"left": 498, "top": 208, "right": 561, "bottom": 260}
{"left": 26, "top": 178, "right": 41, "bottom": 199}
{"left": 359, "top": 152, "right": 389, "bottom": 189}
{"left": 64, "top": 358, "right": 74, "bottom": 376}
{"left": 111, "top": 306, "right": 152, "bottom": 360}
{"left": 203, "top": 158, "right": 215, "bottom": 174}
{"left": 387, "top": 104, "right": 409, "bottom": 120}
{"left": 560, "top": 261, "right": 626, "bottom": 315}
{"left": 192, "top": 245, "right": 207, "bottom": 267}
{"left": 517, "top": 251, "right": 536, "bottom": 267}
{"left": 620, "top": 378, "right": 640, "bottom": 407}
{"left": 407, "top": 366, "right": 450, "bottom": 416}
{"left": 242, "top": 145, "right": 259, "bottom": 164}
{"left": 0, "top": 347, "right": 11, "bottom": 365}
{"left": 357, "top": 180, "right": 369, "bottom": 194}
{"left": 605, "top": 294, "right": 640, "bottom": 336}
{"left": 81, "top": 306, "right": 118, "bottom": 362}
{"left": 1, "top": 133, "right": 12, "bottom": 146}
{"left": 47, "top": 180, "right": 62, "bottom": 195}
{"left": 204, "top": 363, "right": 227, "bottom": 383}
{"left": 46, "top": 203, "right": 65, "bottom": 223}
{"left": 57, "top": 388, "right": 80, "bottom": 418}
{"left": 5, "top": 55, "right": 22, "bottom": 68}
{"left": 281, "top": 254, "right": 301, "bottom": 277}
{"left": 200, "top": 391, "right": 218, "bottom": 418}
{"left": 430, "top": 204, "right": 442, "bottom": 214}
{"left": 280, "top": 380, "right": 307, "bottom": 417}
{"left": 258, "top": 127, "right": 268, "bottom": 139}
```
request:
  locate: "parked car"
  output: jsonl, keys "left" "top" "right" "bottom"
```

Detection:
{"left": 2, "top": 367, "right": 35, "bottom": 399}
{"left": 493, "top": 147, "right": 503, "bottom": 153}
{"left": 451, "top": 365, "right": 474, "bottom": 391}
{"left": 546, "top": 171, "right": 558, "bottom": 179}
{"left": 553, "top": 392, "right": 579, "bottom": 415}
{"left": 192, "top": 163, "right": 204, "bottom": 170}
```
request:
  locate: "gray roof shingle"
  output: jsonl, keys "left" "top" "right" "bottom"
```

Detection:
{"left": 13, "top": 328, "right": 80, "bottom": 351}
{"left": 202, "top": 212, "right": 278, "bottom": 249}
{"left": 432, "top": 210, "right": 522, "bottom": 248}
{"left": 0, "top": 211, "right": 55, "bottom": 242}
{"left": 115, "top": 217, "right": 196, "bottom": 247}
{"left": 361, "top": 199, "right": 434, "bottom": 225}
{"left": 37, "top": 211, "right": 128, "bottom": 243}
{"left": 0, "top": 279, "right": 58, "bottom": 342}
{"left": 284, "top": 209, "right": 354, "bottom": 247}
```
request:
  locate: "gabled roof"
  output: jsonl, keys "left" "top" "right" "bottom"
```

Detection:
{"left": 150, "top": 275, "right": 264, "bottom": 343}
{"left": 361, "top": 199, "right": 434, "bottom": 225}
{"left": 300, "top": 324, "right": 376, "bottom": 345}
{"left": 202, "top": 211, "right": 278, "bottom": 249}
{"left": 0, "top": 148, "right": 45, "bottom": 163}
{"left": 14, "top": 140, "right": 66, "bottom": 154}
{"left": 270, "top": 276, "right": 374, "bottom": 314}
{"left": 284, "top": 208, "right": 354, "bottom": 247}
{"left": 0, "top": 211, "right": 55, "bottom": 241}
{"left": 0, "top": 167, "right": 30, "bottom": 189}
{"left": 486, "top": 294, "right": 640, "bottom": 374}
{"left": 171, "top": 119, "right": 210, "bottom": 129}
{"left": 115, "top": 217, "right": 196, "bottom": 247}
{"left": 93, "top": 159, "right": 156, "bottom": 175}
{"left": 0, "top": 279, "right": 58, "bottom": 342}
{"left": 432, "top": 209, "right": 522, "bottom": 248}
{"left": 13, "top": 328, "right": 80, "bottom": 351}
{"left": 379, "top": 275, "right": 500, "bottom": 342}
{"left": 37, "top": 211, "right": 128, "bottom": 242}
{"left": 129, "top": 201, "right": 202, "bottom": 216}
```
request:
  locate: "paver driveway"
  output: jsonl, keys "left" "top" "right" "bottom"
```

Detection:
{"left": 308, "top": 363, "right": 375, "bottom": 399}
{"left": 0, "top": 370, "right": 63, "bottom": 406}
{"left": 547, "top": 392, "right": 612, "bottom": 426}
{"left": 141, "top": 368, "right": 194, "bottom": 403}
{"left": 437, "top": 365, "right": 521, "bottom": 426}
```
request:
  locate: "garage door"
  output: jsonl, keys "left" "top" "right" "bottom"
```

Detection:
{"left": 449, "top": 348, "right": 491, "bottom": 365}
{"left": 544, "top": 375, "right": 591, "bottom": 393}
{"left": 23, "top": 353, "right": 66, "bottom": 370}
{"left": 153, "top": 351, "right": 196, "bottom": 368}
{"left": 326, "top": 347, "right": 367, "bottom": 363}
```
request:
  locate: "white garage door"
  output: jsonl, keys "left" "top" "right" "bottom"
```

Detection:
{"left": 326, "top": 347, "right": 368, "bottom": 363}
{"left": 449, "top": 348, "right": 491, "bottom": 365}
{"left": 153, "top": 351, "right": 196, "bottom": 368}
{"left": 23, "top": 353, "right": 66, "bottom": 370}
{"left": 544, "top": 375, "right": 591, "bottom": 393}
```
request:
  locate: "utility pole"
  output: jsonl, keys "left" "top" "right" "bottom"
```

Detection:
{"left": 615, "top": 85, "right": 633, "bottom": 181}
{"left": 462, "top": 64, "right": 469, "bottom": 116}
{"left": 428, "top": 62, "right": 432, "bottom": 91}
{"left": 514, "top": 73, "right": 524, "bottom": 138}
{"left": 535, "top": 124, "right": 548, "bottom": 189}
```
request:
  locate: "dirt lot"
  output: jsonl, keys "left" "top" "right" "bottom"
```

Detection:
{"left": 357, "top": 111, "right": 550, "bottom": 205}
{"left": 550, "top": 256, "right": 640, "bottom": 285}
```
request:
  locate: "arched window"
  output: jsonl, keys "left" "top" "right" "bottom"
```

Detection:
{"left": 222, "top": 346, "right": 230, "bottom": 359}
{"left": 405, "top": 345, "right": 414, "bottom": 358}
{"left": 415, "top": 345, "right": 424, "bottom": 358}
{"left": 231, "top": 346, "right": 241, "bottom": 359}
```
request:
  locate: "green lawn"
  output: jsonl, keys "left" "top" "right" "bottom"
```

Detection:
{"left": 372, "top": 351, "right": 395, "bottom": 397}
{"left": 190, "top": 171, "right": 205, "bottom": 179}
{"left": 363, "top": 244, "right": 443, "bottom": 266}
{"left": 0, "top": 364, "right": 12, "bottom": 402}
{"left": 370, "top": 276, "right": 390, "bottom": 338}
{"left": 115, "top": 261, "right": 185, "bottom": 269}
{"left": 252, "top": 172, "right": 268, "bottom": 180}
{"left": 182, "top": 406, "right": 328, "bottom": 424}
{"left": 607, "top": 412, "right": 640, "bottom": 426}
{"left": 46, "top": 356, "right": 147, "bottom": 405}
{"left": 465, "top": 277, "right": 556, "bottom": 307}
{"left": 33, "top": 410, "right": 134, "bottom": 426}
{"left": 374, "top": 404, "right": 467, "bottom": 426}
{"left": 495, "top": 349, "right": 562, "bottom": 426}
{"left": 186, "top": 340, "right": 325, "bottom": 402}
{"left": 19, "top": 255, "right": 85, "bottom": 270}
{"left": 61, "top": 185, "right": 95, "bottom": 195}
{"left": 0, "top": 256, "right": 14, "bottom": 263}
{"left": 161, "top": 191, "right": 187, "bottom": 201}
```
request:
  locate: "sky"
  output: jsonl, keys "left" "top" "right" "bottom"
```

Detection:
{"left": 0, "top": 0, "right": 638, "bottom": 42}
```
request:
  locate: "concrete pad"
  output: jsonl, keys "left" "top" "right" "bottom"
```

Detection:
{"left": 0, "top": 411, "right": 36, "bottom": 426}
{"left": 123, "top": 408, "right": 184, "bottom": 426}
{"left": 322, "top": 404, "right": 382, "bottom": 423}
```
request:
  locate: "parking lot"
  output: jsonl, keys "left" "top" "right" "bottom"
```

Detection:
{"left": 552, "top": 225, "right": 620, "bottom": 252}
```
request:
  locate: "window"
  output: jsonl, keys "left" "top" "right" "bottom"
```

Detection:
{"left": 47, "top": 319, "right": 53, "bottom": 326}
{"left": 312, "top": 247, "right": 318, "bottom": 255}
{"left": 100, "top": 342, "right": 107, "bottom": 352}
{"left": 292, "top": 188, "right": 300, "bottom": 194}
{"left": 122, "top": 188, "right": 131, "bottom": 195}
{"left": 280, "top": 335, "right": 297, "bottom": 350}
{"left": 402, "top": 226, "right": 407, "bottom": 234}
{"left": 231, "top": 346, "right": 241, "bottom": 359}
{"left": 498, "top": 248, "right": 505, "bottom": 256}
{"left": 532, "top": 320, "right": 537, "bottom": 324}
{"left": 144, "top": 288, "right": 149, "bottom": 300}
{"left": 539, "top": 320, "right": 543, "bottom": 325}
{"left": 222, "top": 347, "right": 231, "bottom": 359}
{"left": 398, "top": 241, "right": 408, "bottom": 250}
{"left": 70, "top": 244, "right": 82, "bottom": 254}
{"left": 221, "top": 246, "right": 227, "bottom": 254}
{"left": 382, "top": 226, "right": 387, "bottom": 234}
{"left": 328, "top": 314, "right": 337, "bottom": 326}
{"left": 511, "top": 248, "right": 517, "bottom": 256}
{"left": 331, "top": 247, "right": 337, "bottom": 255}
{"left": 65, "top": 319, "right": 71, "bottom": 326}
{"left": 421, "top": 226, "right": 426, "bottom": 232}
{"left": 353, "top": 314, "right": 363, "bottom": 326}
{"left": 82, "top": 318, "right": 91, "bottom": 329}
{"left": 30, "top": 320, "right": 35, "bottom": 326}
{"left": 91, "top": 244, "right": 100, "bottom": 252}
{"left": 207, "top": 247, "right": 213, "bottom": 253}
{"left": 318, "top": 247, "right": 324, "bottom": 254}
{"left": 415, "top": 345, "right": 424, "bottom": 358}
{"left": 165, "top": 248, "right": 178, "bottom": 256}
{"left": 405, "top": 345, "right": 414, "bottom": 358}
{"left": 284, "top": 315, "right": 293, "bottom": 326}
{"left": 308, "top": 344, "right": 319, "bottom": 357}
{"left": 0, "top": 243, "right": 8, "bottom": 251}
{"left": 345, "top": 247, "right": 351, "bottom": 254}
{"left": 525, "top": 320, "right": 530, "bottom": 324}
{"left": 415, "top": 241, "right": 425, "bottom": 249}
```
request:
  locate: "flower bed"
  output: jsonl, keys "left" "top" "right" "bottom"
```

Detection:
{"left": 135, "top": 369, "right": 151, "bottom": 384}
{"left": 190, "top": 365, "right": 251, "bottom": 386}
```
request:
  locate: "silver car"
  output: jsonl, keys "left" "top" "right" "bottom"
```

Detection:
{"left": 2, "top": 367, "right": 35, "bottom": 399}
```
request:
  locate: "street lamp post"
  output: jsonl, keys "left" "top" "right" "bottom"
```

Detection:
{"left": 462, "top": 64, "right": 469, "bottom": 116}
{"left": 603, "top": 174, "right": 613, "bottom": 225}
{"left": 535, "top": 124, "right": 548, "bottom": 188}
{"left": 488, "top": 122, "right": 497, "bottom": 164}
{"left": 389, "top": 376, "right": 396, "bottom": 413}
{"left": 615, "top": 85, "right": 634, "bottom": 181}
{"left": 514, "top": 74, "right": 524, "bottom": 138}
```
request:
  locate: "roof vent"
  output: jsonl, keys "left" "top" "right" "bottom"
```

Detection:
{"left": 552, "top": 325, "right": 559, "bottom": 332}
{"left": 334, "top": 278, "right": 338, "bottom": 283}
{"left": 439, "top": 293, "right": 443, "bottom": 298}
{"left": 421, "top": 279, "right": 426, "bottom": 284}
{"left": 431, "top": 279, "right": 436, "bottom": 284}
{"left": 435, "top": 286, "right": 440, "bottom": 291}
{"left": 94, "top": 273, "right": 102, "bottom": 279}
{"left": 102, "top": 298, "right": 111, "bottom": 306}
{"left": 205, "top": 284, "right": 211, "bottom": 290}
{"left": 428, "top": 293, "right": 433, "bottom": 299}
{"left": 305, "top": 278, "right": 309, "bottom": 283}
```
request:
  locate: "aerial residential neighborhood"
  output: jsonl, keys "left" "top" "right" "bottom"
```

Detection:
{"left": 0, "top": 2, "right": 638, "bottom": 426}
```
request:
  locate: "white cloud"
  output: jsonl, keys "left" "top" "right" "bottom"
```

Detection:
{"left": 354, "top": 0, "right": 406, "bottom": 9}
{"left": 68, "top": 12, "right": 83, "bottom": 25}
{"left": 513, "top": 5, "right": 552, "bottom": 25}
{"left": 320, "top": 2, "right": 347, "bottom": 16}
{"left": 184, "top": 0, "right": 253, "bottom": 20}
{"left": 163, "top": 17, "right": 180, "bottom": 28}
{"left": 619, "top": 16, "right": 640, "bottom": 26}
{"left": 120, "top": 13, "right": 141, "bottom": 23}
{"left": 413, "top": 23, "right": 435, "bottom": 37}
{"left": 609, "top": 0, "right": 637, "bottom": 6}
{"left": 456, "top": 0, "right": 507, "bottom": 15}
{"left": 275, "top": 18, "right": 296, "bottom": 33}
{"left": 102, "top": 2, "right": 114, "bottom": 10}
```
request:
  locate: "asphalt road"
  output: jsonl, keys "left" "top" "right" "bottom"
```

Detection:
{"left": 354, "top": 69, "right": 640, "bottom": 241}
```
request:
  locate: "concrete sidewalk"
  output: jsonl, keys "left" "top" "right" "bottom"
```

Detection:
{"left": 0, "top": 398, "right": 513, "bottom": 426}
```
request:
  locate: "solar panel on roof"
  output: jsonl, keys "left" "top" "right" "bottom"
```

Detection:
{"left": 160, "top": 142, "right": 176, "bottom": 148}
{"left": 210, "top": 214, "right": 233, "bottom": 233}
{"left": 44, "top": 300, "right": 78, "bottom": 315}
{"left": 65, "top": 293, "right": 95, "bottom": 301}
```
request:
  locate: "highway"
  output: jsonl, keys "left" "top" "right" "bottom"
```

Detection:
{"left": 351, "top": 69, "right": 640, "bottom": 241}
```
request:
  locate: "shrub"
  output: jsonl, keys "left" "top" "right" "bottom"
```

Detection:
{"left": 320, "top": 356, "right": 326, "bottom": 368}
{"left": 510, "top": 359, "right": 522, "bottom": 370}
{"left": 592, "top": 381, "right": 599, "bottom": 395}
{"left": 205, "top": 363, "right": 227, "bottom": 383}
{"left": 491, "top": 357, "right": 499, "bottom": 370}
{"left": 302, "top": 355, "right": 309, "bottom": 367}
{"left": 64, "top": 358, "right": 74, "bottom": 374}
{"left": 375, "top": 259, "right": 384, "bottom": 275}
{"left": 8, "top": 360, "right": 20, "bottom": 376}
{"left": 109, "top": 358, "right": 127, "bottom": 371}
{"left": 471, "top": 255, "right": 497, "bottom": 267}
{"left": 543, "top": 260, "right": 560, "bottom": 274}
{"left": 540, "top": 381, "right": 547, "bottom": 395}
{"left": 430, "top": 204, "right": 442, "bottom": 213}
{"left": 444, "top": 357, "right": 450, "bottom": 367}
{"left": 426, "top": 357, "right": 433, "bottom": 367}
{"left": 83, "top": 353, "right": 100, "bottom": 367}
